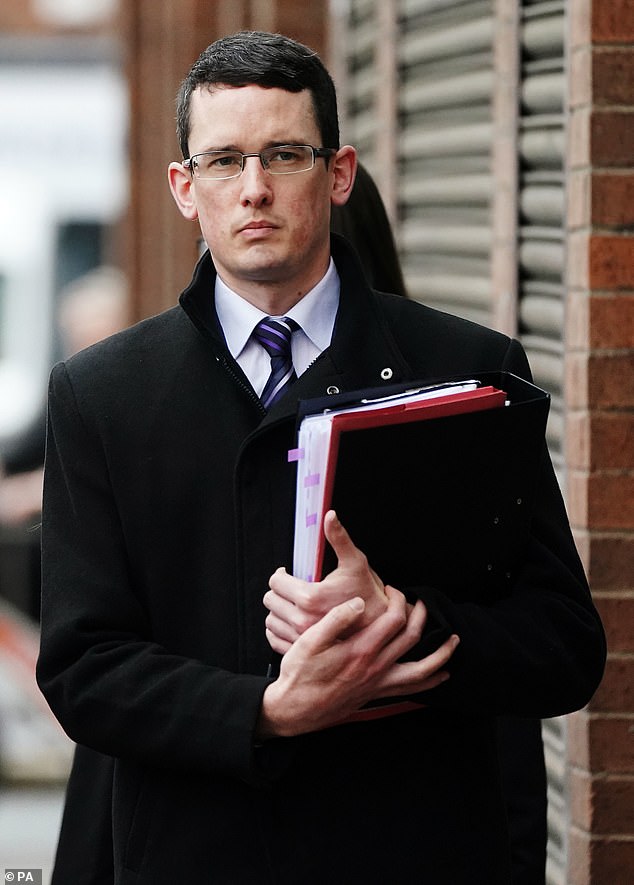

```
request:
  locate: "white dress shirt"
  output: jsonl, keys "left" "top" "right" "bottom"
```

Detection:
{"left": 214, "top": 260, "right": 340, "bottom": 398}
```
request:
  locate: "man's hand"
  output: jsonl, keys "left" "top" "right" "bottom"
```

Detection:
{"left": 258, "top": 587, "right": 459, "bottom": 738}
{"left": 264, "top": 510, "right": 389, "bottom": 653}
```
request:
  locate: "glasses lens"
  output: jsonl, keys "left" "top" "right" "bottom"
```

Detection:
{"left": 190, "top": 146, "right": 317, "bottom": 179}
{"left": 263, "top": 145, "right": 314, "bottom": 175}
{"left": 192, "top": 152, "right": 243, "bottom": 180}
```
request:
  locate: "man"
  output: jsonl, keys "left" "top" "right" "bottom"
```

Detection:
{"left": 38, "top": 31, "right": 605, "bottom": 884}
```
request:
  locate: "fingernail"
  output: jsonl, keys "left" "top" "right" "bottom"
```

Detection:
{"left": 348, "top": 597, "right": 365, "bottom": 613}
{"left": 451, "top": 635, "right": 460, "bottom": 646}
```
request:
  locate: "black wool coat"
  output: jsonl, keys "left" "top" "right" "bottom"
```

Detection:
{"left": 38, "top": 236, "right": 605, "bottom": 884}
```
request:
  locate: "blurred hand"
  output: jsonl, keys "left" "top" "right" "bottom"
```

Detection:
{"left": 0, "top": 468, "right": 43, "bottom": 526}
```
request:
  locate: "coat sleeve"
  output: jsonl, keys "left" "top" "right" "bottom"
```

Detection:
{"left": 405, "top": 337, "right": 606, "bottom": 718}
{"left": 36, "top": 362, "right": 279, "bottom": 784}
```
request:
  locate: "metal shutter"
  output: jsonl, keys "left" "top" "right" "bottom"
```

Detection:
{"left": 518, "top": 3, "right": 568, "bottom": 884}
{"left": 335, "top": 0, "right": 495, "bottom": 325}
{"left": 398, "top": 0, "right": 495, "bottom": 325}
{"left": 518, "top": 0, "right": 566, "bottom": 470}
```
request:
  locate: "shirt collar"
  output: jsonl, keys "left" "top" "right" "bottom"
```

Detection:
{"left": 215, "top": 259, "right": 340, "bottom": 360}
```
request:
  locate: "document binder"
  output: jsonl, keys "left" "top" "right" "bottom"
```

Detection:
{"left": 290, "top": 372, "right": 550, "bottom": 602}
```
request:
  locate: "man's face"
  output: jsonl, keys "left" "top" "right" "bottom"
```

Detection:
{"left": 178, "top": 84, "right": 346, "bottom": 304}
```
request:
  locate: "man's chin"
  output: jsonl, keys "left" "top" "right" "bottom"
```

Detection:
{"left": 237, "top": 253, "right": 290, "bottom": 283}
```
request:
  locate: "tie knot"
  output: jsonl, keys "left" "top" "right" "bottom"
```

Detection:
{"left": 252, "top": 316, "right": 298, "bottom": 359}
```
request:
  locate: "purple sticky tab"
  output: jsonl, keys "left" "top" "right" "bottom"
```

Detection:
{"left": 287, "top": 448, "right": 305, "bottom": 462}
{"left": 305, "top": 513, "right": 318, "bottom": 527}
{"left": 304, "top": 473, "right": 320, "bottom": 488}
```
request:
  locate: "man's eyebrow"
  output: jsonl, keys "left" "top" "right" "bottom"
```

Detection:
{"left": 194, "top": 139, "right": 310, "bottom": 154}
{"left": 194, "top": 144, "right": 241, "bottom": 154}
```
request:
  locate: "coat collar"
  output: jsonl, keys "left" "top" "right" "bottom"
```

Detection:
{"left": 178, "top": 234, "right": 414, "bottom": 424}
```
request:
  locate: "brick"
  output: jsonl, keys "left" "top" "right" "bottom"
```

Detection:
{"left": 570, "top": 770, "right": 634, "bottom": 834}
{"left": 566, "top": 290, "right": 590, "bottom": 348}
{"left": 590, "top": 715, "right": 634, "bottom": 772}
{"left": 588, "top": 537, "right": 634, "bottom": 589}
{"left": 587, "top": 473, "right": 634, "bottom": 530}
{"left": 588, "top": 837, "right": 634, "bottom": 885}
{"left": 590, "top": 656, "right": 634, "bottom": 713}
{"left": 571, "top": 829, "right": 634, "bottom": 885}
{"left": 566, "top": 411, "right": 634, "bottom": 471}
{"left": 594, "top": 594, "right": 634, "bottom": 650}
{"left": 568, "top": 709, "right": 592, "bottom": 769}
{"left": 590, "top": 412, "right": 634, "bottom": 469}
{"left": 592, "top": 173, "right": 634, "bottom": 229}
{"left": 592, "top": 0, "right": 634, "bottom": 43}
{"left": 566, "top": 353, "right": 589, "bottom": 409}
{"left": 568, "top": 826, "right": 591, "bottom": 885}
{"left": 569, "top": 711, "right": 634, "bottom": 772}
{"left": 566, "top": 411, "right": 590, "bottom": 470}
{"left": 570, "top": 46, "right": 592, "bottom": 109}
{"left": 568, "top": 169, "right": 591, "bottom": 229}
{"left": 593, "top": 48, "right": 634, "bottom": 107}
{"left": 593, "top": 775, "right": 634, "bottom": 833}
{"left": 589, "top": 293, "right": 634, "bottom": 348}
{"left": 591, "top": 110, "right": 634, "bottom": 167}
{"left": 568, "top": 231, "right": 590, "bottom": 289}
{"left": 588, "top": 353, "right": 634, "bottom": 408}
{"left": 589, "top": 234, "right": 634, "bottom": 289}
{"left": 570, "top": 768, "right": 593, "bottom": 829}
{"left": 567, "top": 470, "right": 589, "bottom": 526}
{"left": 569, "top": 106, "right": 592, "bottom": 168}
{"left": 573, "top": 527, "right": 591, "bottom": 574}
{"left": 569, "top": 0, "right": 592, "bottom": 52}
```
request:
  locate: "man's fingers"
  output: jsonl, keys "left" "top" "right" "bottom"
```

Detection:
{"left": 265, "top": 611, "right": 299, "bottom": 645}
{"left": 268, "top": 567, "right": 313, "bottom": 603}
{"left": 301, "top": 596, "right": 367, "bottom": 653}
{"left": 323, "top": 510, "right": 363, "bottom": 568}
{"left": 265, "top": 628, "right": 292, "bottom": 655}
{"left": 376, "top": 633, "right": 460, "bottom": 697}
{"left": 349, "top": 586, "right": 416, "bottom": 656}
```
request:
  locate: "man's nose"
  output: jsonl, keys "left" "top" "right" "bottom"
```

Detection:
{"left": 239, "top": 154, "right": 273, "bottom": 206}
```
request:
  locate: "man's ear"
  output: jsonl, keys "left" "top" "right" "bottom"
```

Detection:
{"left": 330, "top": 145, "right": 357, "bottom": 208}
{"left": 168, "top": 162, "right": 199, "bottom": 221}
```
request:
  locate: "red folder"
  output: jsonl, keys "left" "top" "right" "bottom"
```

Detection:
{"left": 292, "top": 383, "right": 507, "bottom": 583}
{"left": 316, "top": 386, "right": 506, "bottom": 580}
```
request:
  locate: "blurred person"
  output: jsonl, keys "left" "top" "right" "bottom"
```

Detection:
{"left": 0, "top": 267, "right": 128, "bottom": 623}
{"left": 37, "top": 31, "right": 605, "bottom": 885}
{"left": 0, "top": 266, "right": 129, "bottom": 528}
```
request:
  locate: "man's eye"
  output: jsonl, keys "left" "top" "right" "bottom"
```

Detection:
{"left": 210, "top": 154, "right": 240, "bottom": 168}
{"left": 272, "top": 149, "right": 301, "bottom": 162}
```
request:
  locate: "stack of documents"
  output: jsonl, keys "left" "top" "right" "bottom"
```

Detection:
{"left": 290, "top": 372, "right": 550, "bottom": 595}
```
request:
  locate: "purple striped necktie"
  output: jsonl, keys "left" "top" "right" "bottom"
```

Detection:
{"left": 252, "top": 316, "right": 299, "bottom": 409}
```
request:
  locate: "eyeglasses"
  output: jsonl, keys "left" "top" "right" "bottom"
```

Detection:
{"left": 183, "top": 145, "right": 336, "bottom": 181}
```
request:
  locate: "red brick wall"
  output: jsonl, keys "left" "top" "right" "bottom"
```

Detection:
{"left": 566, "top": 2, "right": 634, "bottom": 882}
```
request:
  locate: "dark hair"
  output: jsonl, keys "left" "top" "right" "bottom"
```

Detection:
{"left": 331, "top": 163, "right": 408, "bottom": 298}
{"left": 176, "top": 31, "right": 340, "bottom": 158}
